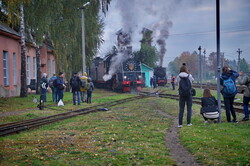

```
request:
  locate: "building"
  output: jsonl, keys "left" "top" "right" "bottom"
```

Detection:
{"left": 141, "top": 63, "right": 153, "bottom": 87}
{"left": 0, "top": 22, "right": 56, "bottom": 97}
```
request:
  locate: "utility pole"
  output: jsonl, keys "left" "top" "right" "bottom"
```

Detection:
{"left": 203, "top": 49, "right": 206, "bottom": 82}
{"left": 78, "top": 2, "right": 90, "bottom": 74}
{"left": 198, "top": 46, "right": 202, "bottom": 89}
{"left": 237, "top": 48, "right": 242, "bottom": 72}
{"left": 216, "top": 0, "right": 222, "bottom": 123}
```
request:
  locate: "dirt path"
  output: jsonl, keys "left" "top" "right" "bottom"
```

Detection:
{"left": 153, "top": 102, "right": 201, "bottom": 166}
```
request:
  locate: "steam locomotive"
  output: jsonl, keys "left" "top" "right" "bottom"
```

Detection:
{"left": 90, "top": 54, "right": 143, "bottom": 92}
{"left": 154, "top": 67, "right": 167, "bottom": 86}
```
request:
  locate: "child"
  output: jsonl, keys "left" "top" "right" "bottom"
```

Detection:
{"left": 86, "top": 77, "right": 94, "bottom": 104}
{"left": 200, "top": 89, "right": 219, "bottom": 123}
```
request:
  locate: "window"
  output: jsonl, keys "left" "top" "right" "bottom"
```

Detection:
{"left": 3, "top": 51, "right": 9, "bottom": 86}
{"left": 47, "top": 59, "right": 51, "bottom": 77}
{"left": 52, "top": 60, "right": 56, "bottom": 75}
{"left": 33, "top": 57, "right": 37, "bottom": 78}
{"left": 13, "top": 53, "right": 17, "bottom": 85}
{"left": 26, "top": 56, "right": 31, "bottom": 85}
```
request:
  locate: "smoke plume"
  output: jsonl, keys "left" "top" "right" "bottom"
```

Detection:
{"left": 103, "top": 52, "right": 128, "bottom": 81}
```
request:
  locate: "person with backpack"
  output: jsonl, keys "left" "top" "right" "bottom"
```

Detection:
{"left": 200, "top": 89, "right": 219, "bottom": 123}
{"left": 40, "top": 73, "right": 48, "bottom": 102}
{"left": 220, "top": 66, "right": 239, "bottom": 123}
{"left": 170, "top": 74, "right": 175, "bottom": 90}
{"left": 176, "top": 65, "right": 194, "bottom": 128}
{"left": 86, "top": 77, "right": 94, "bottom": 104}
{"left": 70, "top": 72, "right": 81, "bottom": 105}
{"left": 49, "top": 74, "right": 57, "bottom": 102}
{"left": 80, "top": 72, "right": 88, "bottom": 103}
{"left": 237, "top": 71, "right": 250, "bottom": 121}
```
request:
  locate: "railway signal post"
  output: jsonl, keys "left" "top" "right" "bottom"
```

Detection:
{"left": 198, "top": 46, "right": 202, "bottom": 90}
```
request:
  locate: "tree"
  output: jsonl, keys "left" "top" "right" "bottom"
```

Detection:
{"left": 168, "top": 57, "right": 179, "bottom": 76}
{"left": 2, "top": 0, "right": 31, "bottom": 97}
{"left": 239, "top": 58, "right": 249, "bottom": 72}
{"left": 1, "top": 0, "right": 111, "bottom": 96}
{"left": 134, "top": 44, "right": 158, "bottom": 68}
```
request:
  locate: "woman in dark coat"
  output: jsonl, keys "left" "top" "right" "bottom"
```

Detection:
{"left": 200, "top": 89, "right": 218, "bottom": 122}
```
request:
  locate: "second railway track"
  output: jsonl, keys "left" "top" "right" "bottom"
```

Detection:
{"left": 0, "top": 95, "right": 149, "bottom": 137}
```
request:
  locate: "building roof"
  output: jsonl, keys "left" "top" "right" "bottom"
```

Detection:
{"left": 0, "top": 22, "right": 20, "bottom": 37}
{"left": 141, "top": 63, "right": 153, "bottom": 72}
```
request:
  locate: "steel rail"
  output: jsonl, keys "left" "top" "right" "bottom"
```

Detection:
{"left": 0, "top": 95, "right": 149, "bottom": 137}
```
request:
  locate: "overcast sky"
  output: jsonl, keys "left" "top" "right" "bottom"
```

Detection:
{"left": 98, "top": 0, "right": 250, "bottom": 67}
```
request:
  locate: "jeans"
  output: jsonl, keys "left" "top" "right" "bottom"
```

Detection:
{"left": 51, "top": 87, "right": 57, "bottom": 102}
{"left": 81, "top": 91, "right": 87, "bottom": 102}
{"left": 87, "top": 91, "right": 92, "bottom": 104}
{"left": 57, "top": 89, "right": 64, "bottom": 102}
{"left": 223, "top": 96, "right": 237, "bottom": 122}
{"left": 73, "top": 91, "right": 81, "bottom": 105}
{"left": 171, "top": 82, "right": 175, "bottom": 90}
{"left": 243, "top": 96, "right": 250, "bottom": 118}
{"left": 179, "top": 95, "right": 192, "bottom": 125}
{"left": 41, "top": 88, "right": 47, "bottom": 102}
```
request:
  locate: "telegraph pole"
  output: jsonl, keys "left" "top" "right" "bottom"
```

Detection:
{"left": 237, "top": 48, "right": 242, "bottom": 72}
{"left": 198, "top": 46, "right": 202, "bottom": 89}
{"left": 203, "top": 49, "right": 206, "bottom": 81}
{"left": 216, "top": 0, "right": 222, "bottom": 123}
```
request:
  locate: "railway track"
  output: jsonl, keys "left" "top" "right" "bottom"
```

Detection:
{"left": 158, "top": 93, "right": 244, "bottom": 113}
{"left": 0, "top": 95, "right": 149, "bottom": 137}
{"left": 1, "top": 90, "right": 244, "bottom": 137}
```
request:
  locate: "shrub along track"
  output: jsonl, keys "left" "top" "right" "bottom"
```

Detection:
{"left": 0, "top": 95, "right": 149, "bottom": 137}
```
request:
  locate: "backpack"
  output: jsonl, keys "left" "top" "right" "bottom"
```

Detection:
{"left": 80, "top": 79, "right": 86, "bottom": 88}
{"left": 222, "top": 77, "right": 236, "bottom": 95}
{"left": 85, "top": 82, "right": 91, "bottom": 90}
{"left": 71, "top": 77, "right": 79, "bottom": 89}
{"left": 178, "top": 75, "right": 192, "bottom": 97}
{"left": 53, "top": 78, "right": 58, "bottom": 87}
{"left": 49, "top": 78, "right": 55, "bottom": 88}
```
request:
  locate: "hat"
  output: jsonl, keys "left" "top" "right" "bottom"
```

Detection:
{"left": 74, "top": 72, "right": 78, "bottom": 75}
{"left": 59, "top": 72, "right": 63, "bottom": 76}
{"left": 83, "top": 72, "right": 87, "bottom": 76}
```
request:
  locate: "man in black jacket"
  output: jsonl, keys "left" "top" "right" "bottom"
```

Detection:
{"left": 70, "top": 72, "right": 81, "bottom": 105}
{"left": 41, "top": 73, "right": 48, "bottom": 102}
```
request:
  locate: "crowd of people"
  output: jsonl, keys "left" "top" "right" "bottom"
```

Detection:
{"left": 172, "top": 64, "right": 249, "bottom": 128}
{"left": 39, "top": 71, "right": 94, "bottom": 106}
{"left": 39, "top": 64, "right": 249, "bottom": 126}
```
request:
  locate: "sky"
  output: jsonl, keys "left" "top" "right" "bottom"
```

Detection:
{"left": 97, "top": 0, "right": 250, "bottom": 67}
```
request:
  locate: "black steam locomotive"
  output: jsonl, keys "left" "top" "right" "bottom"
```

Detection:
{"left": 154, "top": 67, "right": 167, "bottom": 86}
{"left": 90, "top": 54, "right": 143, "bottom": 92}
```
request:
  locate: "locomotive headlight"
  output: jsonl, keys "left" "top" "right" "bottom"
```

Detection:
{"left": 123, "top": 76, "right": 127, "bottom": 80}
{"left": 138, "top": 75, "right": 142, "bottom": 79}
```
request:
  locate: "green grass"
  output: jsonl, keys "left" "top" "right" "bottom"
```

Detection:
{"left": 0, "top": 87, "right": 249, "bottom": 165}
{"left": 156, "top": 88, "right": 250, "bottom": 166}
{"left": 0, "top": 97, "right": 176, "bottom": 166}
{"left": 0, "top": 89, "right": 127, "bottom": 124}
